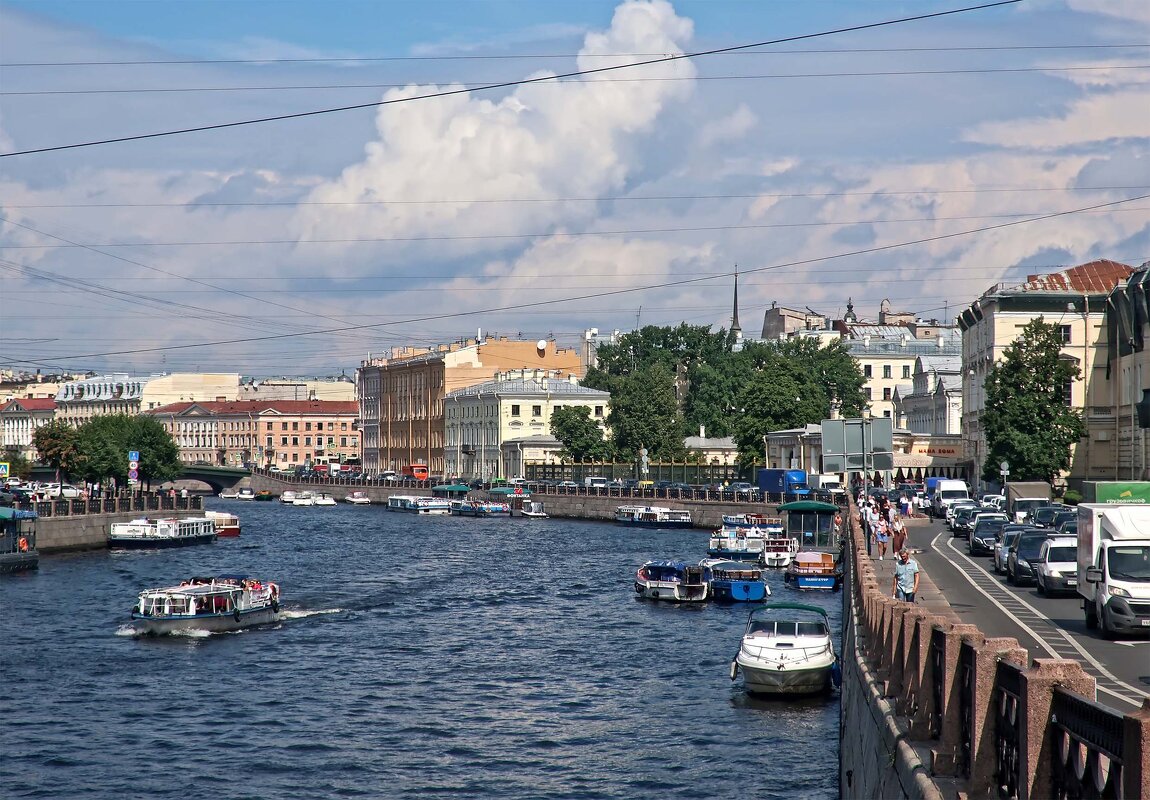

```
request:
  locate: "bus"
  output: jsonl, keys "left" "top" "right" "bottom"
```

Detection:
{"left": 401, "top": 463, "right": 429, "bottom": 482}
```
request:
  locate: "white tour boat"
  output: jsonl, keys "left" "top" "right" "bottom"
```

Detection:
{"left": 345, "top": 491, "right": 372, "bottom": 505}
{"left": 614, "top": 506, "right": 694, "bottom": 529}
{"left": 108, "top": 516, "right": 217, "bottom": 549}
{"left": 204, "top": 510, "right": 241, "bottom": 537}
{"left": 731, "top": 603, "right": 839, "bottom": 695}
{"left": 130, "top": 575, "right": 281, "bottom": 635}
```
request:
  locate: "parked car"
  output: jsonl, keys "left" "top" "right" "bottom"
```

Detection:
{"left": 969, "top": 517, "right": 1009, "bottom": 556}
{"left": 994, "top": 528, "right": 1027, "bottom": 574}
{"left": 1006, "top": 530, "right": 1055, "bottom": 585}
{"left": 604, "top": 480, "right": 626, "bottom": 490}
{"left": 43, "top": 483, "right": 81, "bottom": 499}
{"left": 556, "top": 480, "right": 579, "bottom": 489}
{"left": 1033, "top": 537, "right": 1079, "bottom": 596}
{"left": 729, "top": 482, "right": 760, "bottom": 500}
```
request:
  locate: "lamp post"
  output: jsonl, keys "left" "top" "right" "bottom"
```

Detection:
{"left": 862, "top": 410, "right": 872, "bottom": 556}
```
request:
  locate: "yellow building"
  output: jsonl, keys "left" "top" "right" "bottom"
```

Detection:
{"left": 358, "top": 336, "right": 584, "bottom": 475}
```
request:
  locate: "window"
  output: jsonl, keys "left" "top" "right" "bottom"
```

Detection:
{"left": 281, "top": 422, "right": 288, "bottom": 431}
{"left": 1063, "top": 378, "right": 1074, "bottom": 407}
{"left": 305, "top": 436, "right": 312, "bottom": 446}
{"left": 328, "top": 422, "right": 334, "bottom": 431}
{"left": 902, "top": 365, "right": 911, "bottom": 379}
{"left": 281, "top": 436, "right": 288, "bottom": 445}
{"left": 340, "top": 437, "right": 347, "bottom": 447}
{"left": 883, "top": 365, "right": 892, "bottom": 379}
{"left": 266, "top": 436, "right": 273, "bottom": 447}
{"left": 1061, "top": 325, "right": 1072, "bottom": 344}
{"left": 883, "top": 388, "right": 892, "bottom": 401}
{"left": 594, "top": 405, "right": 604, "bottom": 417}
{"left": 292, "top": 422, "right": 299, "bottom": 431}
{"left": 341, "top": 422, "right": 348, "bottom": 431}
{"left": 267, "top": 422, "right": 274, "bottom": 431}
{"left": 883, "top": 410, "right": 891, "bottom": 418}
{"left": 863, "top": 365, "right": 872, "bottom": 378}
{"left": 305, "top": 422, "right": 312, "bottom": 431}
{"left": 291, "top": 437, "right": 299, "bottom": 446}
{"left": 511, "top": 405, "right": 520, "bottom": 416}
{"left": 532, "top": 405, "right": 542, "bottom": 417}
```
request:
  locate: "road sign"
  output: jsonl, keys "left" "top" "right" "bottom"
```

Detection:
{"left": 0, "top": 462, "right": 8, "bottom": 478}
{"left": 128, "top": 469, "right": 139, "bottom": 481}
{"left": 1000, "top": 460, "right": 1010, "bottom": 472}
{"left": 128, "top": 450, "right": 140, "bottom": 462}
{"left": 128, "top": 460, "right": 139, "bottom": 471}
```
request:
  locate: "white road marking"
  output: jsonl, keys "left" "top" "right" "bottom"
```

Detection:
{"left": 927, "top": 530, "right": 1146, "bottom": 709}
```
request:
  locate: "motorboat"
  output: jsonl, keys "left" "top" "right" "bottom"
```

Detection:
{"left": 731, "top": 603, "right": 839, "bottom": 696}
{"left": 313, "top": 493, "right": 337, "bottom": 506}
{"left": 292, "top": 491, "right": 316, "bottom": 507}
{"left": 108, "top": 516, "right": 217, "bottom": 549}
{"left": 345, "top": 491, "right": 372, "bottom": 505}
{"left": 387, "top": 495, "right": 416, "bottom": 511}
{"left": 280, "top": 490, "right": 298, "bottom": 504}
{"left": 130, "top": 575, "right": 281, "bottom": 635}
{"left": 218, "top": 489, "right": 240, "bottom": 499}
{"left": 701, "top": 558, "right": 770, "bottom": 603}
{"left": 388, "top": 496, "right": 450, "bottom": 514}
{"left": 615, "top": 506, "right": 694, "bottom": 529}
{"left": 634, "top": 560, "right": 710, "bottom": 602}
{"left": 514, "top": 501, "right": 549, "bottom": 519}
{"left": 236, "top": 487, "right": 256, "bottom": 501}
{"left": 707, "top": 516, "right": 780, "bottom": 562}
{"left": 760, "top": 528, "right": 801, "bottom": 569}
{"left": 0, "top": 507, "right": 38, "bottom": 573}
{"left": 450, "top": 499, "right": 509, "bottom": 517}
{"left": 783, "top": 551, "right": 843, "bottom": 591}
{"left": 253, "top": 490, "right": 275, "bottom": 501}
{"left": 204, "top": 510, "right": 241, "bottom": 537}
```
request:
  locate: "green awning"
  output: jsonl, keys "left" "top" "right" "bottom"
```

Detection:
{"left": 487, "top": 486, "right": 528, "bottom": 497}
{"left": 432, "top": 484, "right": 471, "bottom": 494}
{"left": 778, "top": 500, "right": 839, "bottom": 512}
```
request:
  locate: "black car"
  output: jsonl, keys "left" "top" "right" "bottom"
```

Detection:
{"left": 969, "top": 518, "right": 1008, "bottom": 555}
{"left": 1007, "top": 530, "right": 1055, "bottom": 585}
{"left": 1028, "top": 504, "right": 1066, "bottom": 528}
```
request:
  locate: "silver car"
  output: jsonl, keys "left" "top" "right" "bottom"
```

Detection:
{"left": 994, "top": 528, "right": 1027, "bottom": 574}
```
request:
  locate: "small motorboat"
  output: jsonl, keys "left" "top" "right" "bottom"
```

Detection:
{"left": 204, "top": 510, "right": 241, "bottom": 537}
{"left": 783, "top": 551, "right": 843, "bottom": 591}
{"left": 701, "top": 558, "right": 770, "bottom": 603}
{"left": 731, "top": 603, "right": 840, "bottom": 696}
{"left": 253, "top": 490, "right": 275, "bottom": 501}
{"left": 517, "top": 501, "right": 549, "bottom": 519}
{"left": 236, "top": 488, "right": 256, "bottom": 501}
{"left": 291, "top": 491, "right": 316, "bottom": 507}
{"left": 218, "top": 489, "right": 240, "bottom": 500}
{"left": 313, "top": 493, "right": 337, "bottom": 506}
{"left": 345, "top": 491, "right": 372, "bottom": 505}
{"left": 280, "top": 490, "right": 298, "bottom": 504}
{"left": 634, "top": 560, "right": 710, "bottom": 602}
{"left": 130, "top": 575, "right": 282, "bottom": 635}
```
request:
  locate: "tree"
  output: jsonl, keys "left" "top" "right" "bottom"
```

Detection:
{"left": 607, "top": 363, "right": 687, "bottom": 460}
{"left": 549, "top": 406, "right": 610, "bottom": 462}
{"left": 73, "top": 415, "right": 182, "bottom": 486}
{"left": 32, "top": 420, "right": 82, "bottom": 476}
{"left": 2, "top": 448, "right": 34, "bottom": 479}
{"left": 981, "top": 318, "right": 1085, "bottom": 483}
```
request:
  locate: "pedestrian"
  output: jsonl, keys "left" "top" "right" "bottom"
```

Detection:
{"left": 890, "top": 515, "right": 907, "bottom": 554}
{"left": 892, "top": 547, "right": 920, "bottom": 602}
{"left": 180, "top": 487, "right": 188, "bottom": 500}
{"left": 875, "top": 518, "right": 890, "bottom": 560}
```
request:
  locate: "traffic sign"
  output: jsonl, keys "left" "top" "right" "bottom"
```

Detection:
{"left": 128, "top": 450, "right": 140, "bottom": 462}
{"left": 0, "top": 462, "right": 8, "bottom": 478}
{"left": 128, "top": 460, "right": 139, "bottom": 471}
{"left": 128, "top": 469, "right": 139, "bottom": 481}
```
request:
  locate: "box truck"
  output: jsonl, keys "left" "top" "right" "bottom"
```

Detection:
{"left": 809, "top": 474, "right": 845, "bottom": 495}
{"left": 1077, "top": 503, "right": 1150, "bottom": 635}
{"left": 1081, "top": 481, "right": 1150, "bottom": 504}
{"left": 1006, "top": 481, "right": 1053, "bottom": 523}
{"left": 757, "top": 469, "right": 810, "bottom": 500}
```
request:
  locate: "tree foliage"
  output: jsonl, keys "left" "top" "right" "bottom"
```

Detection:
{"left": 2, "top": 447, "right": 34, "bottom": 479}
{"left": 32, "top": 420, "right": 82, "bottom": 476}
{"left": 549, "top": 406, "right": 611, "bottom": 462}
{"left": 73, "top": 415, "right": 182, "bottom": 486}
{"left": 981, "top": 318, "right": 1085, "bottom": 483}
{"left": 606, "top": 362, "right": 687, "bottom": 460}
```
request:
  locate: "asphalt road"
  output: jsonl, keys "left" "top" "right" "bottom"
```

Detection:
{"left": 910, "top": 517, "right": 1150, "bottom": 712}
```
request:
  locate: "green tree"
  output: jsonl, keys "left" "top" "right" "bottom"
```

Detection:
{"left": 981, "top": 318, "right": 1085, "bottom": 483}
{"left": 607, "top": 363, "right": 687, "bottom": 460}
{"left": 2, "top": 447, "right": 34, "bottom": 479}
{"left": 32, "top": 420, "right": 82, "bottom": 476}
{"left": 549, "top": 406, "right": 611, "bottom": 462}
{"left": 74, "top": 415, "right": 182, "bottom": 486}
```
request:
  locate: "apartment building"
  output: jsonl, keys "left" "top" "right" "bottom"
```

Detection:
{"left": 358, "top": 336, "right": 584, "bottom": 475}
{"left": 893, "top": 355, "right": 962, "bottom": 435}
{"left": 55, "top": 372, "right": 242, "bottom": 426}
{"left": 0, "top": 398, "right": 57, "bottom": 461}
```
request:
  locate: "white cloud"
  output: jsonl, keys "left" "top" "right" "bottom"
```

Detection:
{"left": 963, "top": 87, "right": 1150, "bottom": 150}
{"left": 698, "top": 104, "right": 757, "bottom": 148}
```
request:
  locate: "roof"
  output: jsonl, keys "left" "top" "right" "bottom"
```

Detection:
{"left": 2, "top": 398, "right": 57, "bottom": 411}
{"left": 917, "top": 355, "right": 961, "bottom": 373}
{"left": 431, "top": 484, "right": 471, "bottom": 493}
{"left": 446, "top": 377, "right": 608, "bottom": 400}
{"left": 1016, "top": 259, "right": 1133, "bottom": 293}
{"left": 779, "top": 500, "right": 840, "bottom": 512}
{"left": 147, "top": 400, "right": 357, "bottom": 416}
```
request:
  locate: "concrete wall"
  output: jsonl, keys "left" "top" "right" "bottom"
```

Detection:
{"left": 38, "top": 511, "right": 203, "bottom": 553}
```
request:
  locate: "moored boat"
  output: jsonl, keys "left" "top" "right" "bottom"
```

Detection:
{"left": 783, "top": 551, "right": 843, "bottom": 591}
{"left": 731, "top": 603, "right": 839, "bottom": 696}
{"left": 292, "top": 491, "right": 316, "bottom": 507}
{"left": 280, "top": 490, "right": 298, "bottom": 504}
{"left": 218, "top": 489, "right": 239, "bottom": 500}
{"left": 0, "top": 507, "right": 38, "bottom": 573}
{"left": 204, "top": 510, "right": 241, "bottom": 537}
{"left": 345, "top": 491, "right": 372, "bottom": 505}
{"left": 615, "top": 505, "right": 693, "bottom": 529}
{"left": 634, "top": 560, "right": 710, "bottom": 602}
{"left": 253, "top": 490, "right": 274, "bottom": 501}
{"left": 130, "top": 575, "right": 281, "bottom": 635}
{"left": 236, "top": 487, "right": 256, "bottom": 501}
{"left": 313, "top": 493, "right": 337, "bottom": 506}
{"left": 450, "top": 499, "right": 510, "bottom": 517}
{"left": 701, "top": 558, "right": 770, "bottom": 603}
{"left": 108, "top": 516, "right": 217, "bottom": 549}
{"left": 514, "top": 501, "right": 549, "bottom": 519}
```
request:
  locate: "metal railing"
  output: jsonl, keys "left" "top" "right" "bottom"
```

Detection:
{"left": 1050, "top": 687, "right": 1125, "bottom": 799}
{"left": 16, "top": 493, "right": 204, "bottom": 518}
{"left": 993, "top": 661, "right": 1023, "bottom": 800}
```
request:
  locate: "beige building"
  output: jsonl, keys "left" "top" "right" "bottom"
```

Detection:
{"left": 893, "top": 355, "right": 962, "bottom": 435}
{"left": 147, "top": 400, "right": 359, "bottom": 468}
{"left": 358, "top": 336, "right": 584, "bottom": 475}
{"left": 0, "top": 398, "right": 57, "bottom": 461}
{"left": 444, "top": 369, "right": 609, "bottom": 480}
{"left": 957, "top": 259, "right": 1133, "bottom": 488}
{"left": 238, "top": 376, "right": 356, "bottom": 402}
{"left": 55, "top": 372, "right": 242, "bottom": 426}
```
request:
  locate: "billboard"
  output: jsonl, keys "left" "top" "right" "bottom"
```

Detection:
{"left": 822, "top": 417, "right": 893, "bottom": 473}
{"left": 1082, "top": 481, "right": 1150, "bottom": 504}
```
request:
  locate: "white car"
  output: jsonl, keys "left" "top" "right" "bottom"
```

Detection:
{"left": 946, "top": 500, "right": 978, "bottom": 529}
{"left": 44, "top": 483, "right": 82, "bottom": 499}
{"left": 1033, "top": 537, "right": 1079, "bottom": 596}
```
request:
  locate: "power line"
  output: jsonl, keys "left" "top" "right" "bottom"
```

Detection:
{"left": 3, "top": 43, "right": 1144, "bottom": 68}
{"left": 26, "top": 189, "right": 1146, "bottom": 362}
{"left": 0, "top": 0, "right": 1022, "bottom": 158}
{"left": 7, "top": 64, "right": 1147, "bottom": 96}
{"left": 6, "top": 206, "right": 1144, "bottom": 249}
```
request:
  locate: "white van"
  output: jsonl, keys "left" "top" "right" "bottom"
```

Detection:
{"left": 584, "top": 476, "right": 608, "bottom": 489}
{"left": 932, "top": 479, "right": 970, "bottom": 517}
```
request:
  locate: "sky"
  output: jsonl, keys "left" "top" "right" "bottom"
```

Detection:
{"left": 0, "top": 0, "right": 1148, "bottom": 378}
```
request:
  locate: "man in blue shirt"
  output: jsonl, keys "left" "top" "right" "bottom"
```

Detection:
{"left": 892, "top": 547, "right": 920, "bottom": 602}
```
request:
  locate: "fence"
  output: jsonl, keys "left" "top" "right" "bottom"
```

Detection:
{"left": 844, "top": 502, "right": 1150, "bottom": 799}
{"left": 524, "top": 461, "right": 744, "bottom": 485}
{"left": 17, "top": 492, "right": 203, "bottom": 518}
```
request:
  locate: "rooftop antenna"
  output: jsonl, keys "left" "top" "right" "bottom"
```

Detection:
{"left": 636, "top": 306, "right": 642, "bottom": 330}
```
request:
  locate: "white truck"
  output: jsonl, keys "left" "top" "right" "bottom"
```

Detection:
{"left": 1077, "top": 503, "right": 1150, "bottom": 635}
{"left": 809, "top": 474, "right": 845, "bottom": 495}
{"left": 931, "top": 479, "right": 970, "bottom": 518}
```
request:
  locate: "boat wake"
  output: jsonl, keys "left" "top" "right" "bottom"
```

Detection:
{"left": 279, "top": 608, "right": 342, "bottom": 620}
{"left": 115, "top": 624, "right": 212, "bottom": 639}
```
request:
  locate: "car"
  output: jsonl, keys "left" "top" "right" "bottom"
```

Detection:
{"left": 1006, "top": 530, "right": 1055, "bottom": 586}
{"left": 993, "top": 528, "right": 1027, "bottom": 574}
{"left": 950, "top": 505, "right": 986, "bottom": 538}
{"left": 1027, "top": 504, "right": 1067, "bottom": 528}
{"left": 1055, "top": 519, "right": 1078, "bottom": 537}
{"left": 946, "top": 499, "right": 979, "bottom": 528}
{"left": 1033, "top": 537, "right": 1079, "bottom": 596}
{"left": 1049, "top": 509, "right": 1076, "bottom": 530}
{"left": 556, "top": 480, "right": 579, "bottom": 489}
{"left": 43, "top": 483, "right": 82, "bottom": 499}
{"left": 969, "top": 517, "right": 1009, "bottom": 555}
{"left": 729, "top": 482, "right": 759, "bottom": 499}
{"left": 604, "top": 480, "right": 626, "bottom": 490}
{"left": 666, "top": 482, "right": 693, "bottom": 494}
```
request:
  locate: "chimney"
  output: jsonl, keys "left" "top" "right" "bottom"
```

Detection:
{"left": 699, "top": 425, "right": 706, "bottom": 439}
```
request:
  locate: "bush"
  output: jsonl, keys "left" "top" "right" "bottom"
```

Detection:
{"left": 1061, "top": 489, "right": 1082, "bottom": 506}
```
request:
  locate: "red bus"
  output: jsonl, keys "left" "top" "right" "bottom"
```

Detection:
{"left": 401, "top": 463, "right": 429, "bottom": 481}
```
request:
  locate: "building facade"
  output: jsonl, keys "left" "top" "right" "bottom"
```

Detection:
{"left": 957, "top": 260, "right": 1133, "bottom": 488}
{"left": 55, "top": 373, "right": 242, "bottom": 426}
{"left": 0, "top": 398, "right": 57, "bottom": 461}
{"left": 443, "top": 369, "right": 609, "bottom": 480}
{"left": 147, "top": 400, "right": 359, "bottom": 468}
{"left": 894, "top": 355, "right": 962, "bottom": 435}
{"left": 358, "top": 337, "right": 584, "bottom": 475}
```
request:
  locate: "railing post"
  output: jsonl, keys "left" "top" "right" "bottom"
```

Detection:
{"left": 894, "top": 607, "right": 933, "bottom": 717}
{"left": 1018, "top": 659, "right": 1095, "bottom": 800}
{"left": 965, "top": 637, "right": 1027, "bottom": 795}
{"left": 1124, "top": 698, "right": 1150, "bottom": 800}
{"left": 929, "top": 622, "right": 981, "bottom": 775}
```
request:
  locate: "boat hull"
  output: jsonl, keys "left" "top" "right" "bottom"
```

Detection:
{"left": 617, "top": 519, "right": 694, "bottom": 529}
{"left": 707, "top": 547, "right": 762, "bottom": 562}
{"left": 737, "top": 661, "right": 834, "bottom": 695}
{"left": 634, "top": 580, "right": 709, "bottom": 602}
{"left": 762, "top": 552, "right": 796, "bottom": 569}
{"left": 131, "top": 607, "right": 279, "bottom": 635}
{"left": 711, "top": 579, "right": 767, "bottom": 603}
{"left": 109, "top": 532, "right": 217, "bottom": 549}
{"left": 0, "top": 551, "right": 39, "bottom": 572}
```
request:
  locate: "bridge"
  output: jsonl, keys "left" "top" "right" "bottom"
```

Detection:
{"left": 178, "top": 464, "right": 250, "bottom": 493}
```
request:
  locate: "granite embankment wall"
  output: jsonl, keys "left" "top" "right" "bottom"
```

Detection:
{"left": 838, "top": 506, "right": 1150, "bottom": 800}
{"left": 28, "top": 496, "right": 205, "bottom": 553}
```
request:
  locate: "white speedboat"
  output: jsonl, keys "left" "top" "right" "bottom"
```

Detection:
{"left": 218, "top": 489, "right": 240, "bottom": 499}
{"left": 292, "top": 491, "right": 316, "bottom": 507}
{"left": 280, "top": 490, "right": 298, "bottom": 504}
{"left": 731, "top": 603, "right": 838, "bottom": 695}
{"left": 236, "top": 487, "right": 256, "bottom": 501}
{"left": 516, "top": 501, "right": 548, "bottom": 519}
{"left": 345, "top": 491, "right": 372, "bottom": 505}
{"left": 313, "top": 493, "right": 337, "bottom": 506}
{"left": 634, "top": 560, "right": 710, "bottom": 602}
{"left": 130, "top": 575, "right": 281, "bottom": 635}
{"left": 108, "top": 517, "right": 217, "bottom": 549}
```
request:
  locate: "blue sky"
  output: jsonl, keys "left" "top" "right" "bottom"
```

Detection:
{"left": 1, "top": 0, "right": 1148, "bottom": 377}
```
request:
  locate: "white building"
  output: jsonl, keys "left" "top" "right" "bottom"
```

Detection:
{"left": 0, "top": 398, "right": 57, "bottom": 461}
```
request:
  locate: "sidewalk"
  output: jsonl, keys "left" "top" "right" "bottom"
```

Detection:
{"left": 860, "top": 516, "right": 958, "bottom": 622}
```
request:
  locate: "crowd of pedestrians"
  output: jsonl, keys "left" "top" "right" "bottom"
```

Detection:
{"left": 856, "top": 487, "right": 920, "bottom": 603}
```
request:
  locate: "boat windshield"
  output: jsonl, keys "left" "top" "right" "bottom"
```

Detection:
{"left": 749, "top": 620, "right": 828, "bottom": 637}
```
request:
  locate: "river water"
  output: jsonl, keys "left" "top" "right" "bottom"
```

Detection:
{"left": 1, "top": 499, "right": 841, "bottom": 799}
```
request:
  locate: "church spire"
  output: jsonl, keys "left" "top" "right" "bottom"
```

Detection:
{"left": 731, "top": 268, "right": 742, "bottom": 342}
